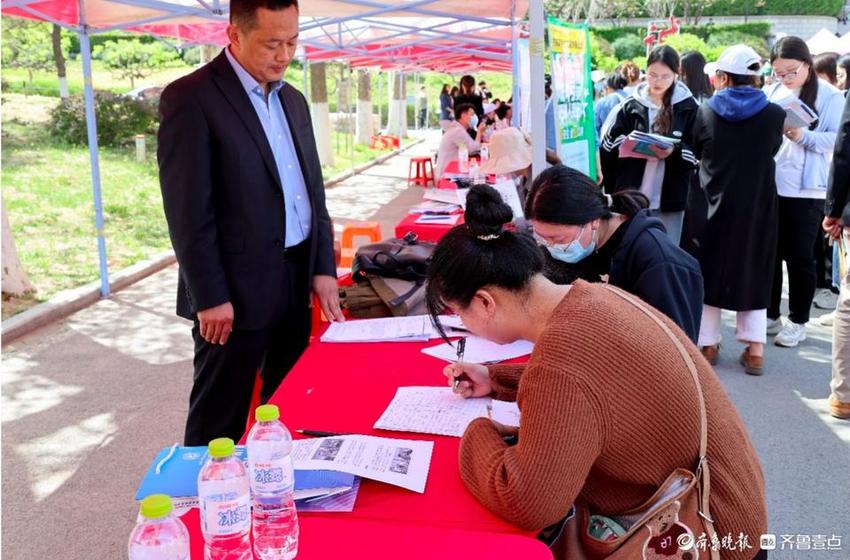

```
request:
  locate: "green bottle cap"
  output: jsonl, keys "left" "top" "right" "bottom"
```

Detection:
{"left": 255, "top": 404, "right": 280, "bottom": 422}
{"left": 208, "top": 437, "right": 235, "bottom": 458}
{"left": 139, "top": 494, "right": 172, "bottom": 519}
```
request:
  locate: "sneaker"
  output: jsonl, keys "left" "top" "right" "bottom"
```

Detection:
{"left": 739, "top": 347, "right": 764, "bottom": 376}
{"left": 701, "top": 344, "right": 720, "bottom": 366}
{"left": 774, "top": 321, "right": 807, "bottom": 347}
{"left": 813, "top": 288, "right": 838, "bottom": 310}
{"left": 829, "top": 396, "right": 850, "bottom": 419}
{"left": 766, "top": 317, "right": 784, "bottom": 336}
{"left": 818, "top": 311, "right": 836, "bottom": 327}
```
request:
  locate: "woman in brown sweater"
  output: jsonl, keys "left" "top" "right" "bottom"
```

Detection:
{"left": 426, "top": 185, "right": 768, "bottom": 559}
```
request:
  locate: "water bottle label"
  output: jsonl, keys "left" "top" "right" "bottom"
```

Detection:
{"left": 200, "top": 497, "right": 250, "bottom": 536}
{"left": 250, "top": 456, "right": 294, "bottom": 494}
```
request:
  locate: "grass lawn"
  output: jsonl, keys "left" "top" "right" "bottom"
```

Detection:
{"left": 1, "top": 92, "right": 410, "bottom": 319}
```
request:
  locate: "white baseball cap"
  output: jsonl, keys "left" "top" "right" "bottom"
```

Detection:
{"left": 716, "top": 44, "right": 762, "bottom": 76}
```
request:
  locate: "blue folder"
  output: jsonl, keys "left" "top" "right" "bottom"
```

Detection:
{"left": 135, "top": 445, "right": 354, "bottom": 501}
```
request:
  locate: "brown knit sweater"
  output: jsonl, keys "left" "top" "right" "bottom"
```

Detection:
{"left": 460, "top": 281, "right": 766, "bottom": 559}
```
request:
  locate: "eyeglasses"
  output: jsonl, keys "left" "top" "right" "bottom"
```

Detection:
{"left": 646, "top": 72, "right": 676, "bottom": 83}
{"left": 772, "top": 62, "right": 805, "bottom": 83}
{"left": 532, "top": 224, "right": 584, "bottom": 249}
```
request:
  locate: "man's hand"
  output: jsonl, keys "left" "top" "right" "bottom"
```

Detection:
{"left": 824, "top": 216, "right": 844, "bottom": 240}
{"left": 313, "top": 275, "right": 345, "bottom": 322}
{"left": 197, "top": 302, "right": 234, "bottom": 345}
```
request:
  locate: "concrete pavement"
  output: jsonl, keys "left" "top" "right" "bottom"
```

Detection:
{"left": 2, "top": 129, "right": 849, "bottom": 559}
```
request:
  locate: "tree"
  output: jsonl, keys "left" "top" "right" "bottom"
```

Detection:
{"left": 589, "top": 0, "right": 642, "bottom": 24}
{"left": 644, "top": 0, "right": 679, "bottom": 19}
{"left": 2, "top": 202, "right": 35, "bottom": 298}
{"left": 545, "top": 0, "right": 591, "bottom": 21}
{"left": 52, "top": 24, "right": 69, "bottom": 98}
{"left": 310, "top": 62, "right": 334, "bottom": 166}
{"left": 1, "top": 18, "right": 67, "bottom": 87}
{"left": 94, "top": 39, "right": 177, "bottom": 89}
{"left": 355, "top": 69, "right": 374, "bottom": 145}
{"left": 680, "top": 0, "right": 717, "bottom": 25}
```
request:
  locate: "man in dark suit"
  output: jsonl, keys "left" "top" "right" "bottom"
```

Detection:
{"left": 158, "top": 0, "right": 344, "bottom": 445}
{"left": 824, "top": 93, "right": 850, "bottom": 420}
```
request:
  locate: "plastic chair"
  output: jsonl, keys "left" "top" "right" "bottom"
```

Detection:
{"left": 408, "top": 156, "right": 435, "bottom": 188}
{"left": 339, "top": 221, "right": 382, "bottom": 268}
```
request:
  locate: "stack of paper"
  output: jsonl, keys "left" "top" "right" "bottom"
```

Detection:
{"left": 414, "top": 214, "right": 461, "bottom": 225}
{"left": 774, "top": 95, "right": 818, "bottom": 129}
{"left": 135, "top": 445, "right": 359, "bottom": 512}
{"left": 320, "top": 315, "right": 468, "bottom": 343}
{"left": 620, "top": 131, "right": 680, "bottom": 160}
{"left": 374, "top": 386, "right": 520, "bottom": 437}
{"left": 421, "top": 335, "right": 533, "bottom": 364}
{"left": 409, "top": 200, "right": 461, "bottom": 214}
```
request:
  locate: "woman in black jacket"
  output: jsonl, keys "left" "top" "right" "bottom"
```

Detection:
{"left": 453, "top": 74, "right": 484, "bottom": 118}
{"left": 600, "top": 45, "right": 699, "bottom": 245}
{"left": 525, "top": 165, "right": 704, "bottom": 342}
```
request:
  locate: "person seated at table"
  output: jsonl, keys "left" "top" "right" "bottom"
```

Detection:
{"left": 526, "top": 165, "right": 703, "bottom": 342}
{"left": 480, "top": 127, "right": 532, "bottom": 202}
{"left": 436, "top": 103, "right": 486, "bottom": 179}
{"left": 424, "top": 185, "right": 767, "bottom": 560}
{"left": 494, "top": 103, "right": 512, "bottom": 130}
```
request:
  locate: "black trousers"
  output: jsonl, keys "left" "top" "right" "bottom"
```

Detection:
{"left": 768, "top": 196, "right": 823, "bottom": 325}
{"left": 184, "top": 242, "right": 312, "bottom": 446}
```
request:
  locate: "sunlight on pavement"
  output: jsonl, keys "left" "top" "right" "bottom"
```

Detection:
{"left": 1, "top": 357, "right": 84, "bottom": 423}
{"left": 796, "top": 391, "right": 850, "bottom": 445}
{"left": 15, "top": 412, "right": 118, "bottom": 502}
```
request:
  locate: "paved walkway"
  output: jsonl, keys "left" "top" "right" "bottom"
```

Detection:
{"left": 2, "top": 129, "right": 849, "bottom": 558}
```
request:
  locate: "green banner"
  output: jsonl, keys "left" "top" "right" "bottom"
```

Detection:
{"left": 547, "top": 17, "right": 597, "bottom": 180}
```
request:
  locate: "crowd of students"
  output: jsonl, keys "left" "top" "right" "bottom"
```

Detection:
{"left": 423, "top": 38, "right": 850, "bottom": 559}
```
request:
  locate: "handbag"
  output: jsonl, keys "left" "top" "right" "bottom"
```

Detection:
{"left": 351, "top": 232, "right": 435, "bottom": 284}
{"left": 547, "top": 286, "right": 721, "bottom": 560}
{"left": 339, "top": 275, "right": 427, "bottom": 318}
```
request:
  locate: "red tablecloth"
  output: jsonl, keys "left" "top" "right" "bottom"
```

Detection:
{"left": 182, "top": 337, "right": 546, "bottom": 559}
{"left": 394, "top": 212, "right": 465, "bottom": 243}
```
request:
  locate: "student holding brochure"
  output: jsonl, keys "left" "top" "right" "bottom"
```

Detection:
{"left": 764, "top": 36, "right": 845, "bottom": 347}
{"left": 600, "top": 45, "right": 699, "bottom": 245}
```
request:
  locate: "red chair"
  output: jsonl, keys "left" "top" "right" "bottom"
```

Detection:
{"left": 339, "top": 221, "right": 382, "bottom": 267}
{"left": 408, "top": 156, "right": 435, "bottom": 188}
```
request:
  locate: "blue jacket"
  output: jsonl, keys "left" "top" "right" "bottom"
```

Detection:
{"left": 609, "top": 210, "right": 704, "bottom": 342}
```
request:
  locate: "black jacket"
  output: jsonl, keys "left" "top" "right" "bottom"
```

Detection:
{"left": 158, "top": 51, "right": 336, "bottom": 330}
{"left": 453, "top": 93, "right": 484, "bottom": 118}
{"left": 542, "top": 210, "right": 704, "bottom": 342}
{"left": 600, "top": 82, "right": 699, "bottom": 212}
{"left": 827, "top": 92, "right": 850, "bottom": 225}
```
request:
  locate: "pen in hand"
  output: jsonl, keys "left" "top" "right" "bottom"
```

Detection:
{"left": 453, "top": 337, "right": 467, "bottom": 391}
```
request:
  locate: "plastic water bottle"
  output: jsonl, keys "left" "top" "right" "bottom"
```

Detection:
{"left": 198, "top": 438, "right": 252, "bottom": 560}
{"left": 458, "top": 143, "right": 469, "bottom": 173}
{"left": 469, "top": 161, "right": 482, "bottom": 185}
{"left": 247, "top": 404, "right": 299, "bottom": 560}
{"left": 480, "top": 145, "right": 489, "bottom": 163}
{"left": 128, "top": 494, "right": 190, "bottom": 560}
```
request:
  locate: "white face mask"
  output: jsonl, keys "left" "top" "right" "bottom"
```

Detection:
{"left": 469, "top": 114, "right": 479, "bottom": 129}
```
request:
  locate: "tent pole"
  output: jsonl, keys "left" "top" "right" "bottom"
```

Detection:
{"left": 78, "top": 0, "right": 110, "bottom": 297}
{"left": 529, "top": 0, "right": 546, "bottom": 180}
{"left": 511, "top": 0, "right": 520, "bottom": 113}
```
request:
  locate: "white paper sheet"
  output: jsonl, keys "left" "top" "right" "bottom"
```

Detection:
{"left": 421, "top": 336, "right": 533, "bottom": 364}
{"left": 374, "top": 386, "right": 520, "bottom": 437}
{"left": 492, "top": 179, "right": 525, "bottom": 220}
{"left": 321, "top": 315, "right": 433, "bottom": 343}
{"left": 290, "top": 435, "right": 434, "bottom": 493}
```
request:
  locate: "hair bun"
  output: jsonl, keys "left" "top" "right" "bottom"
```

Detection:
{"left": 464, "top": 184, "right": 513, "bottom": 238}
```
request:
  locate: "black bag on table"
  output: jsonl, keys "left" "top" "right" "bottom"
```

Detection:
{"left": 351, "top": 232, "right": 435, "bottom": 284}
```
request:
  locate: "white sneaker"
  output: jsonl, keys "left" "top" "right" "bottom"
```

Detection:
{"left": 775, "top": 321, "right": 807, "bottom": 347}
{"left": 818, "top": 311, "right": 836, "bottom": 327}
{"left": 766, "top": 317, "right": 784, "bottom": 336}
{"left": 813, "top": 288, "right": 838, "bottom": 310}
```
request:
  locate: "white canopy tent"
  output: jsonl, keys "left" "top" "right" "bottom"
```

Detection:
{"left": 1, "top": 0, "right": 545, "bottom": 297}
{"left": 806, "top": 27, "right": 848, "bottom": 55}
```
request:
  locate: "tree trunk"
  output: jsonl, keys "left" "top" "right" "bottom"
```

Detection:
{"left": 355, "top": 69, "right": 373, "bottom": 145}
{"left": 387, "top": 72, "right": 408, "bottom": 138}
{"left": 2, "top": 202, "right": 35, "bottom": 297}
{"left": 52, "top": 24, "right": 69, "bottom": 98}
{"left": 310, "top": 62, "right": 334, "bottom": 166}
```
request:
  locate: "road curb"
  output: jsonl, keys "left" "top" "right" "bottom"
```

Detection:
{"left": 324, "top": 137, "right": 425, "bottom": 188}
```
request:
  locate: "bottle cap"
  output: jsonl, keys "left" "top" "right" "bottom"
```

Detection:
{"left": 139, "top": 494, "right": 172, "bottom": 519}
{"left": 208, "top": 437, "right": 235, "bottom": 458}
{"left": 255, "top": 404, "right": 280, "bottom": 422}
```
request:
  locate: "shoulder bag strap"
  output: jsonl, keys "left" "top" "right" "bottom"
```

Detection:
{"left": 605, "top": 286, "right": 720, "bottom": 559}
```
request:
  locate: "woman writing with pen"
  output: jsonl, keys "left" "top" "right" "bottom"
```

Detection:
{"left": 426, "top": 184, "right": 768, "bottom": 559}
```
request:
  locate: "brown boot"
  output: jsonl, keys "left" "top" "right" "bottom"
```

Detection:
{"left": 739, "top": 347, "right": 764, "bottom": 376}
{"left": 829, "top": 396, "right": 850, "bottom": 420}
{"left": 701, "top": 344, "right": 720, "bottom": 366}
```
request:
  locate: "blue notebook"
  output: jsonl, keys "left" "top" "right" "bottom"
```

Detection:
{"left": 135, "top": 445, "right": 355, "bottom": 501}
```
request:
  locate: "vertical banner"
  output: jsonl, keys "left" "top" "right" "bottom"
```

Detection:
{"left": 547, "top": 17, "right": 597, "bottom": 180}
{"left": 516, "top": 38, "right": 531, "bottom": 134}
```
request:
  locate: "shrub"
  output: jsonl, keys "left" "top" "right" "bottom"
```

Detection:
{"left": 706, "top": 31, "right": 769, "bottom": 58}
{"left": 661, "top": 33, "right": 708, "bottom": 57}
{"left": 612, "top": 34, "right": 646, "bottom": 61}
{"left": 49, "top": 90, "right": 156, "bottom": 147}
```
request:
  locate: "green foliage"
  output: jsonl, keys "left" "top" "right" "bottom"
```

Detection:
{"left": 1, "top": 18, "right": 70, "bottom": 83}
{"left": 49, "top": 91, "right": 156, "bottom": 147}
{"left": 612, "top": 34, "right": 646, "bottom": 60}
{"left": 661, "top": 33, "right": 708, "bottom": 55}
{"left": 706, "top": 30, "right": 769, "bottom": 57}
{"left": 546, "top": 0, "right": 842, "bottom": 18}
{"left": 702, "top": 0, "right": 843, "bottom": 16}
{"left": 590, "top": 33, "right": 620, "bottom": 71}
{"left": 93, "top": 40, "right": 178, "bottom": 88}
{"left": 68, "top": 31, "right": 157, "bottom": 57}
{"left": 683, "top": 22, "right": 771, "bottom": 40}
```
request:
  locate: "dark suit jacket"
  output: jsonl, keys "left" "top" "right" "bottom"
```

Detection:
{"left": 158, "top": 50, "right": 336, "bottom": 330}
{"left": 827, "top": 92, "right": 850, "bottom": 226}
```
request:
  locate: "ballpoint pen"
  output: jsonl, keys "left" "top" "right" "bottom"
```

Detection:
{"left": 452, "top": 337, "right": 467, "bottom": 391}
{"left": 295, "top": 429, "right": 350, "bottom": 438}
